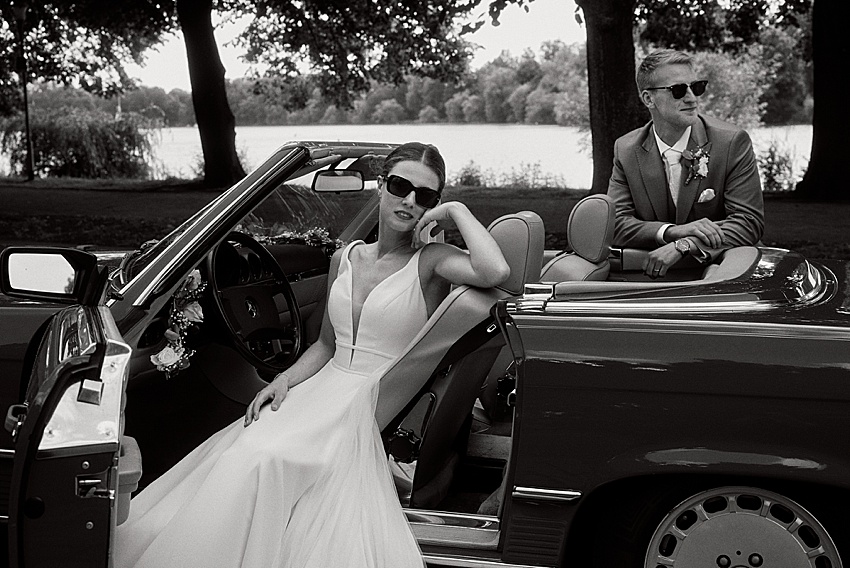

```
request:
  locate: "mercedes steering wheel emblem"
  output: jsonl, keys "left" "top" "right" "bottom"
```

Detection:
{"left": 245, "top": 299, "right": 258, "bottom": 319}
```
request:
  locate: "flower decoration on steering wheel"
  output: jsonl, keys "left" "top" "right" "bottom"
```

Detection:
{"left": 683, "top": 143, "right": 710, "bottom": 185}
{"left": 150, "top": 269, "right": 207, "bottom": 378}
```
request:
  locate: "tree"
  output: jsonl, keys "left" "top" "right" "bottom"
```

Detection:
{"left": 795, "top": 0, "right": 849, "bottom": 201}
{"left": 2, "top": 0, "right": 481, "bottom": 187}
{"left": 574, "top": 0, "right": 647, "bottom": 194}
{"left": 177, "top": 0, "right": 244, "bottom": 186}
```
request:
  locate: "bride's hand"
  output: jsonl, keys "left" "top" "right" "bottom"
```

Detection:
{"left": 412, "top": 202, "right": 463, "bottom": 248}
{"left": 244, "top": 374, "right": 290, "bottom": 426}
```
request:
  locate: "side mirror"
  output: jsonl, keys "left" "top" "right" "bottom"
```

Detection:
{"left": 0, "top": 247, "right": 102, "bottom": 305}
{"left": 312, "top": 169, "right": 364, "bottom": 192}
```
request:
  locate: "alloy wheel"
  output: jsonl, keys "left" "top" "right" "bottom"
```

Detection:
{"left": 645, "top": 486, "right": 842, "bottom": 568}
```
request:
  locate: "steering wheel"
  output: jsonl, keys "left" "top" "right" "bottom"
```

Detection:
{"left": 206, "top": 231, "right": 303, "bottom": 374}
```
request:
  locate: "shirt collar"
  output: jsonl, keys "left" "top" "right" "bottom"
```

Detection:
{"left": 653, "top": 125, "right": 691, "bottom": 156}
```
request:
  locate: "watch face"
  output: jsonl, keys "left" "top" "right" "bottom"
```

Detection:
{"left": 676, "top": 239, "right": 690, "bottom": 254}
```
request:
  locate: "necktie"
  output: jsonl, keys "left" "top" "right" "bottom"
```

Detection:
{"left": 663, "top": 148, "right": 682, "bottom": 206}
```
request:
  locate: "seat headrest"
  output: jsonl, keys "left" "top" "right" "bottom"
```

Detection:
{"left": 487, "top": 211, "right": 544, "bottom": 295}
{"left": 567, "top": 194, "right": 614, "bottom": 264}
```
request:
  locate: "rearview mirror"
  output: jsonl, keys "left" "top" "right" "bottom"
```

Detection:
{"left": 312, "top": 170, "right": 364, "bottom": 192}
{"left": 0, "top": 247, "right": 102, "bottom": 304}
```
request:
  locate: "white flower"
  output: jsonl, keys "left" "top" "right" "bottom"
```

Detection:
{"left": 151, "top": 345, "right": 185, "bottom": 368}
{"left": 184, "top": 269, "right": 202, "bottom": 291}
{"left": 182, "top": 301, "right": 204, "bottom": 323}
{"left": 696, "top": 157, "right": 709, "bottom": 177}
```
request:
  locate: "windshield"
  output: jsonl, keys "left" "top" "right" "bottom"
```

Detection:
{"left": 237, "top": 181, "right": 376, "bottom": 253}
{"left": 121, "top": 156, "right": 378, "bottom": 282}
{"left": 120, "top": 192, "right": 227, "bottom": 282}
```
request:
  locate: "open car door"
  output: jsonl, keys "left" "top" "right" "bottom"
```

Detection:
{"left": 1, "top": 248, "right": 140, "bottom": 568}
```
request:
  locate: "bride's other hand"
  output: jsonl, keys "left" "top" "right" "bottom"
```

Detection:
{"left": 245, "top": 374, "right": 290, "bottom": 426}
{"left": 411, "top": 202, "right": 461, "bottom": 248}
{"left": 415, "top": 202, "right": 509, "bottom": 288}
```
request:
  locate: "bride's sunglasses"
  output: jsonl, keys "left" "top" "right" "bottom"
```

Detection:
{"left": 381, "top": 174, "right": 441, "bottom": 209}
{"left": 646, "top": 80, "right": 708, "bottom": 99}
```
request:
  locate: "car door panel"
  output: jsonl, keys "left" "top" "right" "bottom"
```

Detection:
{"left": 8, "top": 305, "right": 131, "bottom": 568}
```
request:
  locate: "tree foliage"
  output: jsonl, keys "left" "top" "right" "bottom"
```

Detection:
{"left": 0, "top": 1, "right": 172, "bottom": 111}
{"left": 235, "top": 0, "right": 477, "bottom": 108}
{"left": 0, "top": 107, "right": 155, "bottom": 178}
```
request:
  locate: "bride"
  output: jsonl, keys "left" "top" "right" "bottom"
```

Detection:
{"left": 115, "top": 142, "right": 510, "bottom": 567}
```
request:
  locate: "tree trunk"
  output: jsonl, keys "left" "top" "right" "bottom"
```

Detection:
{"left": 795, "top": 0, "right": 850, "bottom": 201}
{"left": 575, "top": 0, "right": 647, "bottom": 194}
{"left": 177, "top": 0, "right": 245, "bottom": 188}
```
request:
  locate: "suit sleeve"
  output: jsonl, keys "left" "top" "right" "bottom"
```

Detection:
{"left": 714, "top": 129, "right": 764, "bottom": 247}
{"left": 608, "top": 137, "right": 668, "bottom": 248}
{"left": 686, "top": 130, "right": 765, "bottom": 262}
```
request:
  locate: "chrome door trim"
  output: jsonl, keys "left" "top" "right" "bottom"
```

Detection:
{"left": 422, "top": 553, "right": 554, "bottom": 568}
{"left": 407, "top": 509, "right": 500, "bottom": 550}
{"left": 511, "top": 486, "right": 582, "bottom": 503}
{"left": 406, "top": 509, "right": 499, "bottom": 529}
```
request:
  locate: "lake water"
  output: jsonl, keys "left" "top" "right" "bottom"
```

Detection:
{"left": 0, "top": 123, "right": 811, "bottom": 188}
{"left": 151, "top": 123, "right": 813, "bottom": 189}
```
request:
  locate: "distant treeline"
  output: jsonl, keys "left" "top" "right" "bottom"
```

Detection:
{"left": 25, "top": 33, "right": 811, "bottom": 131}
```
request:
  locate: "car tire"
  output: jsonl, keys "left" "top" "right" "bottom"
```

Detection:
{"left": 589, "top": 482, "right": 846, "bottom": 568}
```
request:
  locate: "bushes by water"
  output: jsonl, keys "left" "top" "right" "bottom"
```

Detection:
{"left": 0, "top": 108, "right": 156, "bottom": 178}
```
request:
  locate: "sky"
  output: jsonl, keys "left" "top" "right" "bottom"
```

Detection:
{"left": 127, "top": 0, "right": 586, "bottom": 91}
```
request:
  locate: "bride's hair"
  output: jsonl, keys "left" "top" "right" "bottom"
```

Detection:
{"left": 381, "top": 142, "right": 446, "bottom": 192}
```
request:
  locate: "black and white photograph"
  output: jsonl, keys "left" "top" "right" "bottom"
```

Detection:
{"left": 0, "top": 1, "right": 847, "bottom": 566}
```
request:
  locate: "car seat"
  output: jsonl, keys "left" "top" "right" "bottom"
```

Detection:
{"left": 540, "top": 193, "right": 614, "bottom": 282}
{"left": 375, "top": 211, "right": 544, "bottom": 508}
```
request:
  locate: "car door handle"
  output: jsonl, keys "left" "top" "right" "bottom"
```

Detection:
{"left": 5, "top": 403, "right": 27, "bottom": 438}
{"left": 76, "top": 473, "right": 112, "bottom": 499}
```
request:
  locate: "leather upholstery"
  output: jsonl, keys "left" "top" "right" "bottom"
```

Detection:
{"left": 540, "top": 194, "right": 614, "bottom": 282}
{"left": 375, "top": 211, "right": 544, "bottom": 508}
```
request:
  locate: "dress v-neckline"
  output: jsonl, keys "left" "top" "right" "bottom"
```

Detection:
{"left": 347, "top": 241, "right": 420, "bottom": 346}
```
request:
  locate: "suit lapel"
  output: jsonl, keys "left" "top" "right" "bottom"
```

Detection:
{"left": 676, "top": 117, "right": 711, "bottom": 225}
{"left": 676, "top": 117, "right": 712, "bottom": 224}
{"left": 636, "top": 125, "right": 671, "bottom": 222}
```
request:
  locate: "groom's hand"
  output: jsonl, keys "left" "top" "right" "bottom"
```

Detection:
{"left": 643, "top": 242, "right": 684, "bottom": 278}
{"left": 665, "top": 218, "right": 723, "bottom": 249}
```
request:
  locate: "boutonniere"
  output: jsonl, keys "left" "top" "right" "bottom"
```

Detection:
{"left": 151, "top": 269, "right": 207, "bottom": 378}
{"left": 682, "top": 143, "right": 710, "bottom": 185}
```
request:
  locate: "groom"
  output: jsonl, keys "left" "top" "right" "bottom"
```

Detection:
{"left": 607, "top": 49, "right": 764, "bottom": 277}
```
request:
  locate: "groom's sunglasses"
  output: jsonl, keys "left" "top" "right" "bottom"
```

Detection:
{"left": 646, "top": 80, "right": 708, "bottom": 99}
{"left": 381, "top": 175, "right": 441, "bottom": 209}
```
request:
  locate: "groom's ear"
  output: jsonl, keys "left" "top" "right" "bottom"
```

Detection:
{"left": 640, "top": 90, "right": 655, "bottom": 108}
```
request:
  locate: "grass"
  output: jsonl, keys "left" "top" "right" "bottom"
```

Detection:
{"left": 1, "top": 177, "right": 847, "bottom": 260}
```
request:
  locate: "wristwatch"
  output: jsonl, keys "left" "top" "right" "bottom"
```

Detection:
{"left": 674, "top": 238, "right": 691, "bottom": 257}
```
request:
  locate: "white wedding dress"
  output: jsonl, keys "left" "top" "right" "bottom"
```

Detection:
{"left": 116, "top": 241, "right": 426, "bottom": 567}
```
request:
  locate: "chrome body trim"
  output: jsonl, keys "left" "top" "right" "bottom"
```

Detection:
{"left": 0, "top": 449, "right": 14, "bottom": 458}
{"left": 506, "top": 315, "right": 850, "bottom": 341}
{"left": 511, "top": 486, "right": 582, "bottom": 503}
{"left": 407, "top": 510, "right": 500, "bottom": 550}
{"left": 525, "top": 296, "right": 773, "bottom": 314}
{"left": 406, "top": 509, "right": 499, "bottom": 529}
{"left": 422, "top": 553, "right": 553, "bottom": 568}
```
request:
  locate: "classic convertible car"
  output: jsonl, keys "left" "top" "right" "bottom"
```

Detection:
{"left": 0, "top": 141, "right": 848, "bottom": 568}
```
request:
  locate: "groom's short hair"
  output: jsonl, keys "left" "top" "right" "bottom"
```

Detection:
{"left": 636, "top": 49, "right": 695, "bottom": 93}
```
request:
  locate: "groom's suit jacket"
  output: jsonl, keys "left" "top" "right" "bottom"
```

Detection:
{"left": 607, "top": 114, "right": 764, "bottom": 255}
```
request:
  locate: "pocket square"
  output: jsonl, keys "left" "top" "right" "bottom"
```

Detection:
{"left": 697, "top": 188, "right": 716, "bottom": 203}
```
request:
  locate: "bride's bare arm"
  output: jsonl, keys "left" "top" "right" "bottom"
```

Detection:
{"left": 244, "top": 249, "right": 342, "bottom": 425}
{"left": 413, "top": 202, "right": 509, "bottom": 288}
